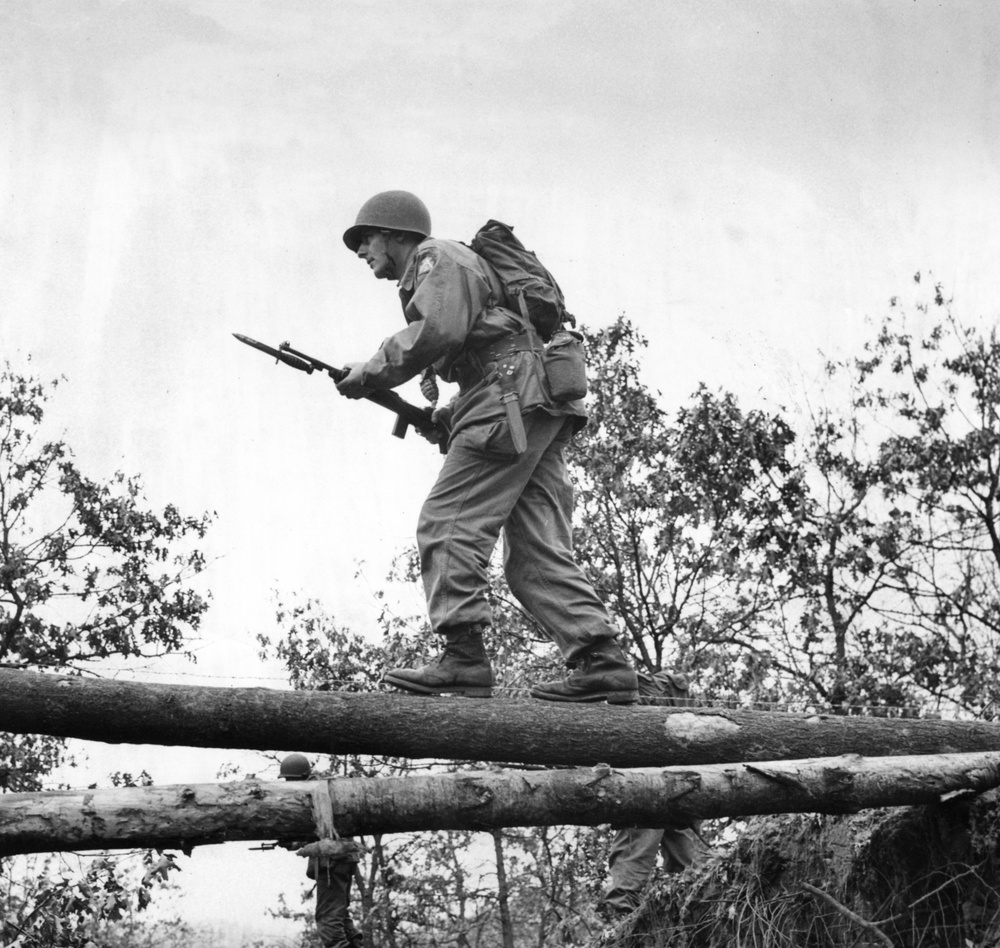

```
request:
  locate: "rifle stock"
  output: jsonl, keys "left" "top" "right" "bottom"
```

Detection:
{"left": 233, "top": 334, "right": 446, "bottom": 451}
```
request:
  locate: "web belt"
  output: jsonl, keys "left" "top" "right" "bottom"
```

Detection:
{"left": 469, "top": 330, "right": 542, "bottom": 454}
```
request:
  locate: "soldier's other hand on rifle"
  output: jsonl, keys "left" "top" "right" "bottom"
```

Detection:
{"left": 335, "top": 363, "right": 372, "bottom": 399}
{"left": 416, "top": 402, "right": 453, "bottom": 447}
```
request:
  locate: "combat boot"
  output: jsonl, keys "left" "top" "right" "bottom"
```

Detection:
{"left": 383, "top": 624, "right": 494, "bottom": 697}
{"left": 530, "top": 638, "right": 639, "bottom": 704}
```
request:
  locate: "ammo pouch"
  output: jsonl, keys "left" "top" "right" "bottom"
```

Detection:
{"left": 465, "top": 326, "right": 587, "bottom": 453}
{"left": 543, "top": 329, "right": 588, "bottom": 402}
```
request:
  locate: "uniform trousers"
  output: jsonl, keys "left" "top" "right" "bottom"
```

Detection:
{"left": 418, "top": 410, "right": 617, "bottom": 660}
{"left": 314, "top": 859, "right": 362, "bottom": 948}
{"left": 603, "top": 826, "right": 712, "bottom": 914}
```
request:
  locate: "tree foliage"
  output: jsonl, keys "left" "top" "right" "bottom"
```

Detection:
{"left": 568, "top": 318, "right": 805, "bottom": 700}
{"left": 750, "top": 283, "right": 1000, "bottom": 717}
{"left": 0, "top": 852, "right": 184, "bottom": 948}
{"left": 0, "top": 361, "right": 212, "bottom": 944}
{"left": 845, "top": 289, "right": 1000, "bottom": 714}
{"left": 0, "top": 364, "right": 213, "bottom": 672}
{"left": 598, "top": 285, "right": 1000, "bottom": 946}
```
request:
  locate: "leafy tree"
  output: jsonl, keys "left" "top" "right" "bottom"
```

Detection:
{"left": 0, "top": 361, "right": 213, "bottom": 944}
{"left": 826, "top": 283, "right": 1000, "bottom": 715}
{"left": 737, "top": 284, "right": 1000, "bottom": 718}
{"left": 757, "top": 389, "right": 918, "bottom": 713}
{"left": 568, "top": 317, "right": 804, "bottom": 698}
{"left": 0, "top": 852, "right": 184, "bottom": 948}
{"left": 0, "top": 365, "right": 212, "bottom": 673}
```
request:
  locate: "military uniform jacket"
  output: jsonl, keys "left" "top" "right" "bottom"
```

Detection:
{"left": 358, "top": 238, "right": 586, "bottom": 443}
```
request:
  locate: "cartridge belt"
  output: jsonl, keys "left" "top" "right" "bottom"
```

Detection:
{"left": 474, "top": 330, "right": 542, "bottom": 368}
{"left": 455, "top": 331, "right": 541, "bottom": 387}
{"left": 464, "top": 330, "right": 542, "bottom": 454}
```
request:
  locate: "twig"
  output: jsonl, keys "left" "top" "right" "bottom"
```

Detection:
{"left": 877, "top": 864, "right": 982, "bottom": 925}
{"left": 906, "top": 864, "right": 980, "bottom": 912}
{"left": 802, "top": 882, "right": 896, "bottom": 948}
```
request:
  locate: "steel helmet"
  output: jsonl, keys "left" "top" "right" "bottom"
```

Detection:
{"left": 279, "top": 753, "right": 311, "bottom": 780}
{"left": 343, "top": 190, "right": 431, "bottom": 252}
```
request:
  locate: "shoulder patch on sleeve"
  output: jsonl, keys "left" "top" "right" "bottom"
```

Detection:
{"left": 416, "top": 247, "right": 440, "bottom": 280}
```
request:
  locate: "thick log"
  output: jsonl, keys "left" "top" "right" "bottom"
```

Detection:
{"left": 3, "top": 668, "right": 1000, "bottom": 768}
{"left": 2, "top": 752, "right": 1000, "bottom": 856}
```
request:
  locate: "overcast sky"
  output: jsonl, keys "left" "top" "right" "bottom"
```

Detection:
{"left": 2, "top": 0, "right": 999, "bottom": 938}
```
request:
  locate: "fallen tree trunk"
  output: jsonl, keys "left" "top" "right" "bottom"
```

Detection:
{"left": 3, "top": 752, "right": 1000, "bottom": 856}
{"left": 4, "top": 668, "right": 1000, "bottom": 768}
{"left": 625, "top": 792, "right": 1000, "bottom": 948}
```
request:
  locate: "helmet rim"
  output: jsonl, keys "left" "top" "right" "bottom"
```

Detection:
{"left": 343, "top": 190, "right": 431, "bottom": 252}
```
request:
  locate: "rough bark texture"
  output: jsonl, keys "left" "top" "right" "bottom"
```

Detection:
{"left": 3, "top": 752, "right": 1000, "bottom": 856}
{"left": 3, "top": 669, "right": 1000, "bottom": 767}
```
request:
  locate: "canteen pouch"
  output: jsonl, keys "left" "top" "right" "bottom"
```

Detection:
{"left": 543, "top": 329, "right": 588, "bottom": 402}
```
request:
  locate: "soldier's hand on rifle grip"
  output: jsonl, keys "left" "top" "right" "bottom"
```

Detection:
{"left": 416, "top": 404, "right": 452, "bottom": 449}
{"left": 336, "top": 363, "right": 372, "bottom": 399}
{"left": 415, "top": 425, "right": 446, "bottom": 447}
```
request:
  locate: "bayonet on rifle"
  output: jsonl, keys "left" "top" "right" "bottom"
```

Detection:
{"left": 233, "top": 333, "right": 446, "bottom": 450}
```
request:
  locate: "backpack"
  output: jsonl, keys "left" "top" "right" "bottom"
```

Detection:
{"left": 471, "top": 220, "right": 576, "bottom": 343}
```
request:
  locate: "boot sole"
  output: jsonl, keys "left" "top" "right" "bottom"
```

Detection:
{"left": 529, "top": 689, "right": 640, "bottom": 705}
{"left": 383, "top": 674, "right": 493, "bottom": 698}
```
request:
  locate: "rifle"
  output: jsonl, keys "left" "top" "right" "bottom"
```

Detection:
{"left": 233, "top": 334, "right": 446, "bottom": 450}
{"left": 248, "top": 840, "right": 295, "bottom": 851}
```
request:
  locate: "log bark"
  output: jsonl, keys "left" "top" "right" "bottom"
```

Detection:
{"left": 3, "top": 752, "right": 1000, "bottom": 856}
{"left": 4, "top": 668, "right": 1000, "bottom": 768}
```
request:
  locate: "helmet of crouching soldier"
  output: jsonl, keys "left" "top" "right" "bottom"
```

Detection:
{"left": 279, "top": 753, "right": 312, "bottom": 780}
{"left": 343, "top": 190, "right": 432, "bottom": 252}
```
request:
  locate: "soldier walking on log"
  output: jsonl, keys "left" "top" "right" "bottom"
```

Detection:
{"left": 336, "top": 190, "right": 638, "bottom": 704}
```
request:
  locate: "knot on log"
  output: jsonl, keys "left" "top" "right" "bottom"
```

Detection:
{"left": 458, "top": 777, "right": 495, "bottom": 808}
{"left": 666, "top": 771, "right": 702, "bottom": 799}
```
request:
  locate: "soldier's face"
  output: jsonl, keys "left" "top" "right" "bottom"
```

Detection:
{"left": 356, "top": 230, "right": 396, "bottom": 280}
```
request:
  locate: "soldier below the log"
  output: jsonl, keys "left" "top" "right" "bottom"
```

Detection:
{"left": 599, "top": 670, "right": 713, "bottom": 920}
{"left": 278, "top": 753, "right": 363, "bottom": 948}
{"left": 336, "top": 190, "right": 639, "bottom": 704}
